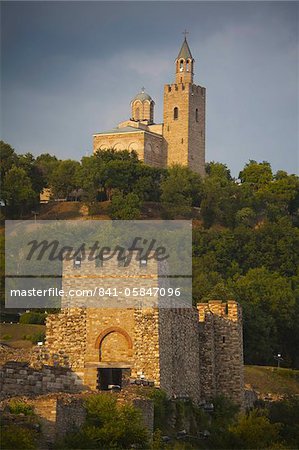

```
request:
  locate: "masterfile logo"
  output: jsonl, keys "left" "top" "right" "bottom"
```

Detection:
{"left": 5, "top": 220, "right": 192, "bottom": 309}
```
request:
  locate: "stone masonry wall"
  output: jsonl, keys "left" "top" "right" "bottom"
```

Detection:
{"left": 197, "top": 301, "right": 244, "bottom": 406}
{"left": 133, "top": 308, "right": 160, "bottom": 383}
{"left": 198, "top": 314, "right": 216, "bottom": 399}
{"left": 188, "top": 85, "right": 205, "bottom": 176}
{"left": 56, "top": 397, "right": 87, "bottom": 438}
{"left": 93, "top": 131, "right": 145, "bottom": 161}
{"left": 163, "top": 83, "right": 205, "bottom": 177}
{"left": 45, "top": 308, "right": 87, "bottom": 370}
{"left": 143, "top": 132, "right": 166, "bottom": 168}
{"left": 159, "top": 308, "right": 201, "bottom": 402}
{"left": 0, "top": 362, "right": 84, "bottom": 396}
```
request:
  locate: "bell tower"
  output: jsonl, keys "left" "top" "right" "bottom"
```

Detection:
{"left": 175, "top": 37, "right": 194, "bottom": 84}
{"left": 163, "top": 34, "right": 206, "bottom": 176}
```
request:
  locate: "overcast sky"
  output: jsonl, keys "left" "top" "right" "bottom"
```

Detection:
{"left": 1, "top": 1, "right": 298, "bottom": 176}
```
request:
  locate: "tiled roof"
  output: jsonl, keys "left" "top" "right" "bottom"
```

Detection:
{"left": 177, "top": 37, "right": 193, "bottom": 60}
{"left": 94, "top": 126, "right": 144, "bottom": 135}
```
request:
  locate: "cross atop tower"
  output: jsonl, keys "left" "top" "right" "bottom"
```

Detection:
{"left": 182, "top": 29, "right": 189, "bottom": 38}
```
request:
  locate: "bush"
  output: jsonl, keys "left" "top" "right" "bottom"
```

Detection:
{"left": 1, "top": 425, "right": 36, "bottom": 449}
{"left": 147, "top": 388, "right": 170, "bottom": 430}
{"left": 269, "top": 396, "right": 299, "bottom": 448}
{"left": 30, "top": 331, "right": 45, "bottom": 344}
{"left": 8, "top": 400, "right": 34, "bottom": 416}
{"left": 2, "top": 334, "right": 12, "bottom": 340}
{"left": 109, "top": 191, "right": 141, "bottom": 219}
{"left": 55, "top": 393, "right": 149, "bottom": 449}
{"left": 22, "top": 332, "right": 45, "bottom": 344}
{"left": 19, "top": 312, "right": 46, "bottom": 325}
{"left": 226, "top": 409, "right": 282, "bottom": 449}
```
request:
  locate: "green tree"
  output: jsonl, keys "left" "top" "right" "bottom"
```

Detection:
{"left": 35, "top": 153, "right": 59, "bottom": 187}
{"left": 50, "top": 159, "right": 81, "bottom": 198}
{"left": 79, "top": 155, "right": 105, "bottom": 203}
{"left": 235, "top": 207, "right": 256, "bottom": 227}
{"left": 55, "top": 394, "right": 149, "bottom": 449}
{"left": 109, "top": 191, "right": 141, "bottom": 219}
{"left": 225, "top": 409, "right": 281, "bottom": 449}
{"left": 269, "top": 396, "right": 299, "bottom": 448}
{"left": 95, "top": 148, "right": 139, "bottom": 163}
{"left": 0, "top": 140, "right": 18, "bottom": 181}
{"left": 1, "top": 425, "right": 37, "bottom": 449}
{"left": 231, "top": 267, "right": 296, "bottom": 365}
{"left": 102, "top": 160, "right": 139, "bottom": 198}
{"left": 132, "top": 165, "right": 165, "bottom": 202}
{"left": 239, "top": 160, "right": 273, "bottom": 188}
{"left": 17, "top": 152, "right": 45, "bottom": 194}
{"left": 256, "top": 172, "right": 299, "bottom": 220}
{"left": 201, "top": 163, "right": 240, "bottom": 228}
{"left": 206, "top": 161, "right": 232, "bottom": 180}
{"left": 3, "top": 166, "right": 37, "bottom": 217}
{"left": 161, "top": 165, "right": 202, "bottom": 218}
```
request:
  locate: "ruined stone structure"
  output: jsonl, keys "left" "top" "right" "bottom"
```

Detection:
{"left": 0, "top": 361, "right": 84, "bottom": 396}
{"left": 93, "top": 37, "right": 206, "bottom": 176}
{"left": 45, "top": 255, "right": 244, "bottom": 406}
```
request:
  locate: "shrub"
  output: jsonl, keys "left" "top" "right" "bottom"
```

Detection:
{"left": 147, "top": 388, "right": 170, "bottom": 430}
{"left": 8, "top": 400, "right": 34, "bottom": 415}
{"left": 30, "top": 331, "right": 45, "bottom": 344}
{"left": 19, "top": 312, "right": 46, "bottom": 325}
{"left": 227, "top": 409, "right": 282, "bottom": 449}
{"left": 2, "top": 334, "right": 12, "bottom": 340}
{"left": 55, "top": 393, "right": 149, "bottom": 449}
{"left": 109, "top": 190, "right": 141, "bottom": 220}
{"left": 1, "top": 425, "right": 37, "bottom": 449}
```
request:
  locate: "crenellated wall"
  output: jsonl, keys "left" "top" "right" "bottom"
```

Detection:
{"left": 197, "top": 300, "right": 244, "bottom": 405}
{"left": 44, "top": 267, "right": 244, "bottom": 406}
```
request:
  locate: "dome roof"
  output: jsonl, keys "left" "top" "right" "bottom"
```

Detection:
{"left": 132, "top": 89, "right": 152, "bottom": 103}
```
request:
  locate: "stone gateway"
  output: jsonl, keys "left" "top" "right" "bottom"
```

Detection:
{"left": 45, "top": 255, "right": 244, "bottom": 406}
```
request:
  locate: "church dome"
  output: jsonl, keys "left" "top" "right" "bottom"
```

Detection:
{"left": 132, "top": 89, "right": 153, "bottom": 103}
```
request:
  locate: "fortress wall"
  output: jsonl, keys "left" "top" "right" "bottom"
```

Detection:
{"left": 0, "top": 362, "right": 84, "bottom": 395}
{"left": 45, "top": 308, "right": 87, "bottom": 370}
{"left": 159, "top": 308, "right": 201, "bottom": 402}
{"left": 197, "top": 301, "right": 244, "bottom": 406}
{"left": 198, "top": 314, "right": 217, "bottom": 400}
{"left": 133, "top": 308, "right": 160, "bottom": 384}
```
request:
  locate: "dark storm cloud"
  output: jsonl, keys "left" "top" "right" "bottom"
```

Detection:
{"left": 1, "top": 1, "right": 298, "bottom": 176}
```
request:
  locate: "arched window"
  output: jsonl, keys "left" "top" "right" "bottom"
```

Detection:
{"left": 186, "top": 60, "right": 190, "bottom": 72}
{"left": 135, "top": 107, "right": 140, "bottom": 121}
{"left": 179, "top": 59, "right": 184, "bottom": 72}
{"left": 195, "top": 108, "right": 199, "bottom": 122}
{"left": 174, "top": 107, "right": 179, "bottom": 120}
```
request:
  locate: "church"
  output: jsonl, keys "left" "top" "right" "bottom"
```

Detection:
{"left": 93, "top": 36, "right": 206, "bottom": 177}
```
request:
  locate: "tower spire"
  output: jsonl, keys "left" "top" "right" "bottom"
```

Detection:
{"left": 175, "top": 34, "right": 194, "bottom": 83}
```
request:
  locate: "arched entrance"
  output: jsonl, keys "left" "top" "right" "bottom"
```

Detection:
{"left": 95, "top": 327, "right": 133, "bottom": 390}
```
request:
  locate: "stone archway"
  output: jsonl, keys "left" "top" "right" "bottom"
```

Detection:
{"left": 95, "top": 327, "right": 133, "bottom": 362}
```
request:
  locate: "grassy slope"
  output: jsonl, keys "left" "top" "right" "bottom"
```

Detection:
{"left": 244, "top": 365, "right": 299, "bottom": 395}
{"left": 0, "top": 323, "right": 46, "bottom": 348}
{"left": 36, "top": 201, "right": 201, "bottom": 221}
{"left": 37, "top": 200, "right": 165, "bottom": 220}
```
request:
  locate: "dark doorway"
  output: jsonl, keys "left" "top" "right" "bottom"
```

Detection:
{"left": 97, "top": 368, "right": 122, "bottom": 390}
